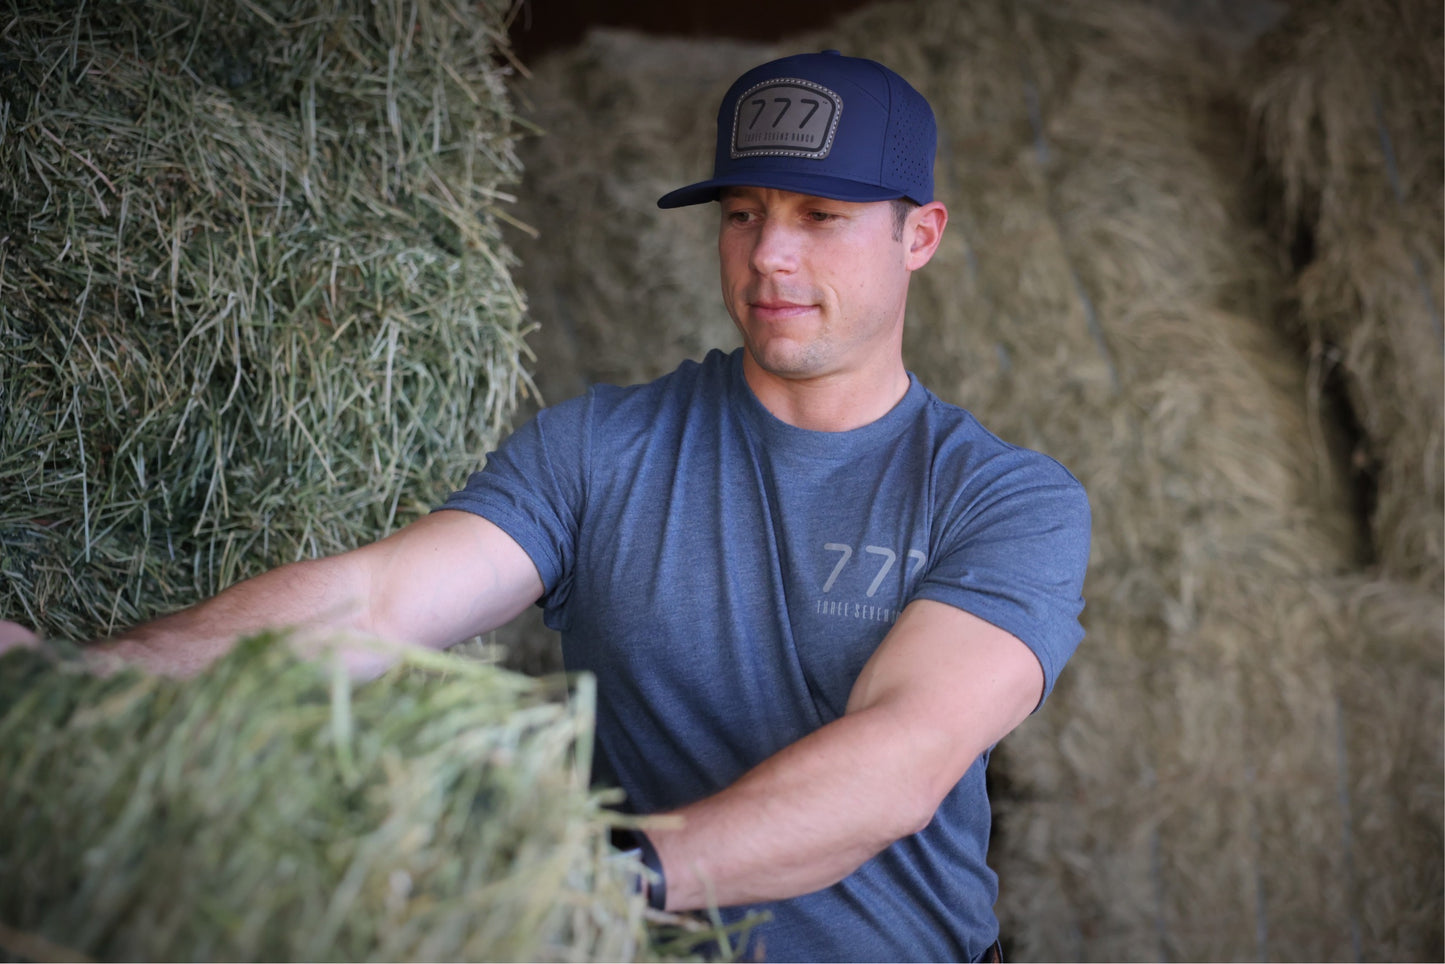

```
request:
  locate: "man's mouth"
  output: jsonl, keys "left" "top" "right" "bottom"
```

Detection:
{"left": 750, "top": 299, "right": 816, "bottom": 320}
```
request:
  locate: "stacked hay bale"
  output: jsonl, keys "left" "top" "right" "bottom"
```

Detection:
{"left": 0, "top": 0, "right": 532, "bottom": 641}
{"left": 0, "top": 637, "right": 650, "bottom": 961}
{"left": 1247, "top": 0, "right": 1444, "bottom": 592}
{"left": 506, "top": 32, "right": 767, "bottom": 405}
{"left": 0, "top": 4, "right": 692, "bottom": 958}
{"left": 507, "top": 1, "right": 1442, "bottom": 958}
{"left": 1242, "top": 0, "right": 1445, "bottom": 952}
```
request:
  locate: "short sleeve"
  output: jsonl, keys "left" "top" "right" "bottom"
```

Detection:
{"left": 437, "top": 393, "right": 592, "bottom": 608}
{"left": 911, "top": 460, "right": 1091, "bottom": 705}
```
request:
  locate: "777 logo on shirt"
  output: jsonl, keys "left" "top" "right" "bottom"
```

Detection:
{"left": 814, "top": 542, "right": 927, "bottom": 624}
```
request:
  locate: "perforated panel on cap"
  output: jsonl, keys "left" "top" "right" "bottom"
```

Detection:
{"left": 884, "top": 86, "right": 934, "bottom": 202}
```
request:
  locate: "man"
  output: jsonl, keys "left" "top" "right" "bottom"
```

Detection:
{"left": 1, "top": 51, "right": 1089, "bottom": 962}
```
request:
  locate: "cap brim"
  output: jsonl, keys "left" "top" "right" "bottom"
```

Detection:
{"left": 657, "top": 170, "right": 909, "bottom": 209}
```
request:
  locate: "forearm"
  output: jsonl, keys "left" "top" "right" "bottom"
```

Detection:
{"left": 645, "top": 601, "right": 1044, "bottom": 913}
{"left": 86, "top": 512, "right": 543, "bottom": 679}
{"left": 91, "top": 555, "right": 369, "bottom": 678}
{"left": 647, "top": 703, "right": 940, "bottom": 911}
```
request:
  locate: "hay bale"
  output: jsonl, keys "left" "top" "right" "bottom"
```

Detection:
{"left": 1331, "top": 577, "right": 1445, "bottom": 952}
{"left": 1246, "top": 0, "right": 1445, "bottom": 591}
{"left": 0, "top": 0, "right": 532, "bottom": 641}
{"left": 508, "top": 32, "right": 768, "bottom": 405}
{"left": 505, "top": 2, "right": 1442, "bottom": 959}
{"left": 0, "top": 636, "right": 651, "bottom": 962}
{"left": 815, "top": 3, "right": 1375, "bottom": 958}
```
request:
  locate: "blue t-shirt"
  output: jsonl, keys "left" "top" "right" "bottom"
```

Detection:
{"left": 442, "top": 348, "right": 1090, "bottom": 962}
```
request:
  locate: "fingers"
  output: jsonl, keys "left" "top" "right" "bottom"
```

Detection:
{"left": 0, "top": 620, "right": 39, "bottom": 654}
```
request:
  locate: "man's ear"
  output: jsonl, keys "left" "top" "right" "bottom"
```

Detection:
{"left": 905, "top": 201, "right": 948, "bottom": 271}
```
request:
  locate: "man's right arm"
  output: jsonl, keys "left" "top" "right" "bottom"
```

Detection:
{"left": 5, "top": 509, "right": 543, "bottom": 678}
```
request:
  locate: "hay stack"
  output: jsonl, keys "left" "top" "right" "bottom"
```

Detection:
{"left": 0, "top": 0, "right": 532, "bottom": 641}
{"left": 508, "top": 1, "right": 1442, "bottom": 958}
{"left": 507, "top": 32, "right": 768, "bottom": 405}
{"left": 1246, "top": 0, "right": 1444, "bottom": 592}
{"left": 0, "top": 636, "right": 652, "bottom": 961}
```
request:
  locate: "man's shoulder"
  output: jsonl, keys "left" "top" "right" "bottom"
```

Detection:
{"left": 910, "top": 389, "right": 1089, "bottom": 539}
{"left": 519, "top": 350, "right": 738, "bottom": 460}
{"left": 573, "top": 349, "right": 736, "bottom": 420}
{"left": 596, "top": 348, "right": 732, "bottom": 395}
{"left": 916, "top": 387, "right": 1082, "bottom": 490}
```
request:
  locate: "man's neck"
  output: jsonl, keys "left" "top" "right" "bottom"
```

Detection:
{"left": 742, "top": 355, "right": 911, "bottom": 433}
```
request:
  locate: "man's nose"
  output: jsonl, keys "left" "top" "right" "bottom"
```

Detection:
{"left": 750, "top": 219, "right": 800, "bottom": 275}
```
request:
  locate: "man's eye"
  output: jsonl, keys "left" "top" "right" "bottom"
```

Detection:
{"left": 807, "top": 211, "right": 838, "bottom": 222}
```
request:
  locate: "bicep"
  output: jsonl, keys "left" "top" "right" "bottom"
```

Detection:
{"left": 845, "top": 599, "right": 1044, "bottom": 805}
{"left": 356, "top": 509, "right": 544, "bottom": 649}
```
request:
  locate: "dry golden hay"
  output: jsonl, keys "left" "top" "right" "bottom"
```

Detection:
{"left": 0, "top": 0, "right": 533, "bottom": 641}
{"left": 1246, "top": 0, "right": 1445, "bottom": 592}
{"left": 508, "top": 32, "right": 769, "bottom": 405}
{"left": 506, "top": 1, "right": 1442, "bottom": 959}
{"left": 1331, "top": 576, "right": 1445, "bottom": 951}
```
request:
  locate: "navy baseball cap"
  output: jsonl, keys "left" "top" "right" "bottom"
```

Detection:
{"left": 657, "top": 50, "right": 937, "bottom": 209}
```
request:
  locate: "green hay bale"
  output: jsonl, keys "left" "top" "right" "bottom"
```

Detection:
{"left": 0, "top": 0, "right": 533, "bottom": 640}
{"left": 1246, "top": 0, "right": 1445, "bottom": 591}
{"left": 0, "top": 636, "right": 651, "bottom": 962}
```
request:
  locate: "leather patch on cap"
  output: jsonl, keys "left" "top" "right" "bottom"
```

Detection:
{"left": 730, "top": 78, "right": 842, "bottom": 159}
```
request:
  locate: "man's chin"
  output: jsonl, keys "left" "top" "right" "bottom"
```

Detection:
{"left": 743, "top": 342, "right": 830, "bottom": 381}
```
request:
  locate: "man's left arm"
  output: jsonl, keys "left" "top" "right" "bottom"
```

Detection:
{"left": 646, "top": 598, "right": 1043, "bottom": 910}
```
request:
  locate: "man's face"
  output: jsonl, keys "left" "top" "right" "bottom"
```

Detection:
{"left": 717, "top": 187, "right": 915, "bottom": 387}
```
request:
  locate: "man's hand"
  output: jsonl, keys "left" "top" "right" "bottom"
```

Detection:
{"left": 0, "top": 620, "right": 38, "bottom": 655}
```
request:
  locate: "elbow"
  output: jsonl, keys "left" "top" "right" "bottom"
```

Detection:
{"left": 888, "top": 749, "right": 983, "bottom": 841}
{"left": 899, "top": 790, "right": 941, "bottom": 839}
{"left": 881, "top": 780, "right": 946, "bottom": 844}
{"left": 862, "top": 729, "right": 975, "bottom": 846}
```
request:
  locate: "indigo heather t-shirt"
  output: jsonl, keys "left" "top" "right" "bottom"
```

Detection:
{"left": 442, "top": 348, "right": 1090, "bottom": 962}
